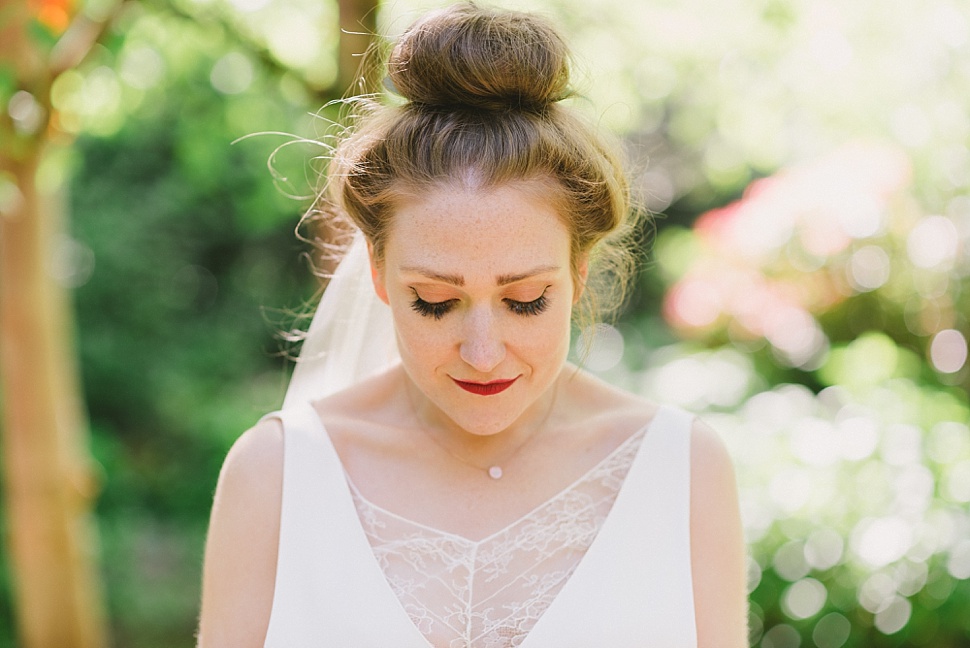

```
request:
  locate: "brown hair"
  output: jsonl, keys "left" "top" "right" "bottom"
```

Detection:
{"left": 323, "top": 1, "right": 641, "bottom": 324}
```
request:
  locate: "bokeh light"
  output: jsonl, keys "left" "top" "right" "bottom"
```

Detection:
{"left": 577, "top": 323, "right": 625, "bottom": 373}
{"left": 210, "top": 52, "right": 254, "bottom": 95}
{"left": 930, "top": 329, "right": 968, "bottom": 374}
{"left": 782, "top": 577, "right": 827, "bottom": 620}
{"left": 813, "top": 612, "right": 851, "bottom": 648}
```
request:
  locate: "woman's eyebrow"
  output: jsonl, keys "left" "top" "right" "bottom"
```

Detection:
{"left": 400, "top": 267, "right": 465, "bottom": 286}
{"left": 400, "top": 265, "right": 561, "bottom": 286}
{"left": 496, "top": 266, "right": 560, "bottom": 285}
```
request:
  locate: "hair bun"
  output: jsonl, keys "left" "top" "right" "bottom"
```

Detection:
{"left": 387, "top": 3, "right": 570, "bottom": 111}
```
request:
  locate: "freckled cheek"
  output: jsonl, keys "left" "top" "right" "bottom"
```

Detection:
{"left": 548, "top": 309, "right": 577, "bottom": 360}
{"left": 541, "top": 327, "right": 572, "bottom": 363}
{"left": 507, "top": 316, "right": 572, "bottom": 364}
{"left": 392, "top": 317, "right": 457, "bottom": 369}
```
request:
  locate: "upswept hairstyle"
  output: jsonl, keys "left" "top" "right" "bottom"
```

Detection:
{"left": 324, "top": 1, "right": 641, "bottom": 324}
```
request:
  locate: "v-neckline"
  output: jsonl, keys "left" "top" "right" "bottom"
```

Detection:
{"left": 302, "top": 404, "right": 669, "bottom": 648}
{"left": 343, "top": 423, "right": 647, "bottom": 545}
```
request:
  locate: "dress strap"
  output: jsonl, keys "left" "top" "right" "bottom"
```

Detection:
{"left": 519, "top": 405, "right": 698, "bottom": 648}
{"left": 261, "top": 402, "right": 431, "bottom": 648}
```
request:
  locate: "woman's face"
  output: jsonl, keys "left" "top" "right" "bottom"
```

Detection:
{"left": 370, "top": 181, "right": 584, "bottom": 437}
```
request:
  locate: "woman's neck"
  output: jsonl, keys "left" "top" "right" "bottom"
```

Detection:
{"left": 403, "top": 369, "right": 563, "bottom": 470}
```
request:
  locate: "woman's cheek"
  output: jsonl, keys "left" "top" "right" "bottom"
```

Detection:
{"left": 395, "top": 317, "right": 449, "bottom": 361}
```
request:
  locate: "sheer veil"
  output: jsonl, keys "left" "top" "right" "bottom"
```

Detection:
{"left": 282, "top": 231, "right": 400, "bottom": 409}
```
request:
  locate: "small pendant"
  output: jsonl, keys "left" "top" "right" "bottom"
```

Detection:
{"left": 488, "top": 465, "right": 504, "bottom": 480}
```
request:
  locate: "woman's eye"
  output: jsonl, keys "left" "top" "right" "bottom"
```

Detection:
{"left": 410, "top": 296, "right": 456, "bottom": 320}
{"left": 504, "top": 293, "right": 549, "bottom": 316}
{"left": 410, "top": 289, "right": 550, "bottom": 319}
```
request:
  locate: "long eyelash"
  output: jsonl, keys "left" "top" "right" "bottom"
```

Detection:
{"left": 410, "top": 290, "right": 550, "bottom": 319}
{"left": 410, "top": 295, "right": 455, "bottom": 320}
{"left": 505, "top": 293, "right": 549, "bottom": 316}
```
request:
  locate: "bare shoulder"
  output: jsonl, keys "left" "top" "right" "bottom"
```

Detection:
{"left": 688, "top": 417, "right": 748, "bottom": 648}
{"left": 689, "top": 416, "right": 740, "bottom": 530}
{"left": 224, "top": 417, "right": 284, "bottom": 479}
{"left": 689, "top": 417, "right": 736, "bottom": 481}
{"left": 211, "top": 418, "right": 285, "bottom": 520}
{"left": 197, "top": 418, "right": 283, "bottom": 648}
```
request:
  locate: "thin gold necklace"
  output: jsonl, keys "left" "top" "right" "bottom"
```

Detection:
{"left": 407, "top": 382, "right": 558, "bottom": 480}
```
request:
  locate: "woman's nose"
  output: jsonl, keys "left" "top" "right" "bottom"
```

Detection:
{"left": 459, "top": 307, "right": 506, "bottom": 373}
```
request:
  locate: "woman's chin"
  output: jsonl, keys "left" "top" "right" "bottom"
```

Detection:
{"left": 438, "top": 408, "right": 522, "bottom": 438}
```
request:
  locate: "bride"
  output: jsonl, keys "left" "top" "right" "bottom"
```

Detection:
{"left": 197, "top": 3, "right": 747, "bottom": 647}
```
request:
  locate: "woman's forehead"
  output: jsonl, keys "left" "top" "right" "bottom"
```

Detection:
{"left": 386, "top": 183, "right": 571, "bottom": 262}
{"left": 385, "top": 185, "right": 571, "bottom": 277}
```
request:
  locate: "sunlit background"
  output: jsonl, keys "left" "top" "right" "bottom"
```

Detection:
{"left": 1, "top": 0, "right": 968, "bottom": 646}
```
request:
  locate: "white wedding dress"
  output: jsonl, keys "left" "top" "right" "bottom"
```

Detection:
{"left": 260, "top": 401, "right": 697, "bottom": 647}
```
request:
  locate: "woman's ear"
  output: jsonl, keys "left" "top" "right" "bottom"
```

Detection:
{"left": 368, "top": 241, "right": 390, "bottom": 305}
{"left": 573, "top": 255, "right": 590, "bottom": 304}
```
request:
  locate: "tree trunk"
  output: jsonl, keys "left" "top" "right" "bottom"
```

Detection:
{"left": 0, "top": 2, "right": 109, "bottom": 646}
{"left": 0, "top": 147, "right": 108, "bottom": 648}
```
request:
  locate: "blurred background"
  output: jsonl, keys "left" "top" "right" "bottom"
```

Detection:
{"left": 0, "top": 0, "right": 968, "bottom": 646}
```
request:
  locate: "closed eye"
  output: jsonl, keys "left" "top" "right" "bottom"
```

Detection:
{"left": 410, "top": 295, "right": 456, "bottom": 320}
{"left": 409, "top": 288, "right": 550, "bottom": 319}
{"left": 504, "top": 292, "right": 549, "bottom": 316}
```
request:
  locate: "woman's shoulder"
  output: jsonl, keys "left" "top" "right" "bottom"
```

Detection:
{"left": 687, "top": 418, "right": 747, "bottom": 646}
{"left": 220, "top": 416, "right": 285, "bottom": 485}
{"left": 210, "top": 417, "right": 285, "bottom": 548}
{"left": 197, "top": 418, "right": 283, "bottom": 647}
{"left": 205, "top": 417, "right": 285, "bottom": 584}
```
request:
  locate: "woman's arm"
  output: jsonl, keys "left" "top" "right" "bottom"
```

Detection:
{"left": 690, "top": 419, "right": 748, "bottom": 647}
{"left": 197, "top": 420, "right": 283, "bottom": 648}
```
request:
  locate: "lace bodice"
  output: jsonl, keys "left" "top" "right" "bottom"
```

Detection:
{"left": 348, "top": 427, "right": 647, "bottom": 648}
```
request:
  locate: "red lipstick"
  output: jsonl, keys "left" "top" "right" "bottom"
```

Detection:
{"left": 453, "top": 377, "right": 518, "bottom": 396}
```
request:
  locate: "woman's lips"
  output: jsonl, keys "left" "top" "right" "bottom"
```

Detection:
{"left": 452, "top": 377, "right": 518, "bottom": 396}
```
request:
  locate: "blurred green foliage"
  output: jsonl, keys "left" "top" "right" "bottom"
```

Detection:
{"left": 3, "top": 1, "right": 337, "bottom": 644}
{"left": 1, "top": 0, "right": 969, "bottom": 646}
